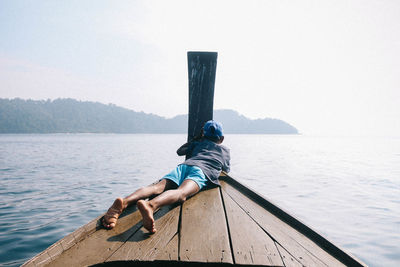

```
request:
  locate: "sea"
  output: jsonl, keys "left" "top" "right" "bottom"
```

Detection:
{"left": 0, "top": 134, "right": 399, "bottom": 267}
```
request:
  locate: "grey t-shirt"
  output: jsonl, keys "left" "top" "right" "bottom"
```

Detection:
{"left": 181, "top": 139, "right": 230, "bottom": 186}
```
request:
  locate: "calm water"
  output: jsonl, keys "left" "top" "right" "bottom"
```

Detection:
{"left": 0, "top": 134, "right": 399, "bottom": 267}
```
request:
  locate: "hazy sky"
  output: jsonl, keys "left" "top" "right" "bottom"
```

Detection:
{"left": 1, "top": 0, "right": 399, "bottom": 135}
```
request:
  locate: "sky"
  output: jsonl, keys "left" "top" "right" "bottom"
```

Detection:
{"left": 1, "top": 0, "right": 399, "bottom": 135}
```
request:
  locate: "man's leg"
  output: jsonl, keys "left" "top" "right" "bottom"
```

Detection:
{"left": 103, "top": 179, "right": 176, "bottom": 229}
{"left": 137, "top": 179, "right": 200, "bottom": 233}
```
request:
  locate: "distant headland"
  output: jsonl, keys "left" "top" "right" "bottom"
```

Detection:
{"left": 0, "top": 98, "right": 298, "bottom": 134}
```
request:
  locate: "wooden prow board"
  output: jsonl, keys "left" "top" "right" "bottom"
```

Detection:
{"left": 187, "top": 51, "right": 217, "bottom": 142}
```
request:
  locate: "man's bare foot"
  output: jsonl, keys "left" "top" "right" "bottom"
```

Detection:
{"left": 137, "top": 200, "right": 156, "bottom": 233}
{"left": 103, "top": 197, "right": 125, "bottom": 229}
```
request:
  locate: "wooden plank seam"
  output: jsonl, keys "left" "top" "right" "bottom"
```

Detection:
{"left": 275, "top": 243, "right": 304, "bottom": 267}
{"left": 103, "top": 219, "right": 146, "bottom": 262}
{"left": 220, "top": 176, "right": 366, "bottom": 267}
{"left": 32, "top": 214, "right": 104, "bottom": 265}
{"left": 177, "top": 203, "right": 183, "bottom": 261}
{"left": 165, "top": 232, "right": 179, "bottom": 260}
{"left": 221, "top": 186, "right": 288, "bottom": 266}
{"left": 218, "top": 186, "right": 236, "bottom": 264}
{"left": 178, "top": 187, "right": 232, "bottom": 263}
{"left": 221, "top": 183, "right": 337, "bottom": 266}
{"left": 222, "top": 186, "right": 278, "bottom": 243}
{"left": 273, "top": 240, "right": 304, "bottom": 266}
{"left": 222, "top": 186, "right": 305, "bottom": 266}
{"left": 103, "top": 206, "right": 178, "bottom": 263}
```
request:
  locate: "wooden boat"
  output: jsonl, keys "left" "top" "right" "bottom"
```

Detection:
{"left": 22, "top": 172, "right": 366, "bottom": 266}
{"left": 23, "top": 52, "right": 367, "bottom": 266}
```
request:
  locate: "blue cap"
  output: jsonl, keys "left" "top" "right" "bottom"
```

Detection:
{"left": 203, "top": 120, "right": 224, "bottom": 139}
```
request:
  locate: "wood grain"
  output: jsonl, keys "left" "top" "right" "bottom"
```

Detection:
{"left": 276, "top": 243, "right": 303, "bottom": 267}
{"left": 221, "top": 187, "right": 284, "bottom": 266}
{"left": 221, "top": 181, "right": 346, "bottom": 267}
{"left": 179, "top": 187, "right": 233, "bottom": 263}
{"left": 106, "top": 205, "right": 180, "bottom": 262}
{"left": 45, "top": 205, "right": 143, "bottom": 267}
{"left": 187, "top": 51, "right": 217, "bottom": 142}
{"left": 155, "top": 233, "right": 179, "bottom": 261}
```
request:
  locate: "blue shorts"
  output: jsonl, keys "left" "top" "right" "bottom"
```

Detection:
{"left": 162, "top": 164, "right": 209, "bottom": 190}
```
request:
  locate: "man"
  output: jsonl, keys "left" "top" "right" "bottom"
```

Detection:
{"left": 102, "top": 120, "right": 230, "bottom": 233}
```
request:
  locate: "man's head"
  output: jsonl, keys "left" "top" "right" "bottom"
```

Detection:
{"left": 203, "top": 120, "right": 224, "bottom": 143}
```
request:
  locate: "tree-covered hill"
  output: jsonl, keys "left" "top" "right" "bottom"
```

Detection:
{"left": 0, "top": 98, "right": 298, "bottom": 134}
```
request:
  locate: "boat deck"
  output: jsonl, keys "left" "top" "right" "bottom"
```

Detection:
{"left": 23, "top": 175, "right": 365, "bottom": 267}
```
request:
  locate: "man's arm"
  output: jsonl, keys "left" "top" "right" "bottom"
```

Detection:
{"left": 222, "top": 149, "right": 231, "bottom": 173}
{"left": 177, "top": 142, "right": 190, "bottom": 156}
{"left": 176, "top": 130, "right": 204, "bottom": 156}
{"left": 222, "top": 159, "right": 230, "bottom": 173}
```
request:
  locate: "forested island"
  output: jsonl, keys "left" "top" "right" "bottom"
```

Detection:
{"left": 0, "top": 98, "right": 298, "bottom": 134}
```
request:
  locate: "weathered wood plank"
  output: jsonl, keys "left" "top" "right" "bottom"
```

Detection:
{"left": 220, "top": 187, "right": 284, "bottom": 266}
{"left": 46, "top": 242, "right": 64, "bottom": 261}
{"left": 221, "top": 176, "right": 367, "bottom": 267}
{"left": 32, "top": 251, "right": 52, "bottom": 266}
{"left": 187, "top": 51, "right": 217, "bottom": 142}
{"left": 221, "top": 181, "right": 346, "bottom": 267}
{"left": 155, "top": 233, "right": 179, "bottom": 261}
{"left": 22, "top": 213, "right": 104, "bottom": 267}
{"left": 106, "top": 204, "right": 180, "bottom": 262}
{"left": 45, "top": 205, "right": 143, "bottom": 267}
{"left": 180, "top": 187, "right": 233, "bottom": 263}
{"left": 276, "top": 243, "right": 303, "bottom": 267}
{"left": 20, "top": 261, "right": 35, "bottom": 267}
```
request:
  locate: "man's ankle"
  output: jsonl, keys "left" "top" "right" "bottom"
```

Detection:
{"left": 122, "top": 198, "right": 128, "bottom": 209}
{"left": 148, "top": 201, "right": 156, "bottom": 211}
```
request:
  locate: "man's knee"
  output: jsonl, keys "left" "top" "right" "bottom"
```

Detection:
{"left": 177, "top": 190, "right": 188, "bottom": 203}
{"left": 151, "top": 183, "right": 165, "bottom": 195}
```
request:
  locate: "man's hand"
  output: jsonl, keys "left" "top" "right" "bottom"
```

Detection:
{"left": 177, "top": 142, "right": 190, "bottom": 156}
{"left": 193, "top": 128, "right": 204, "bottom": 141}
